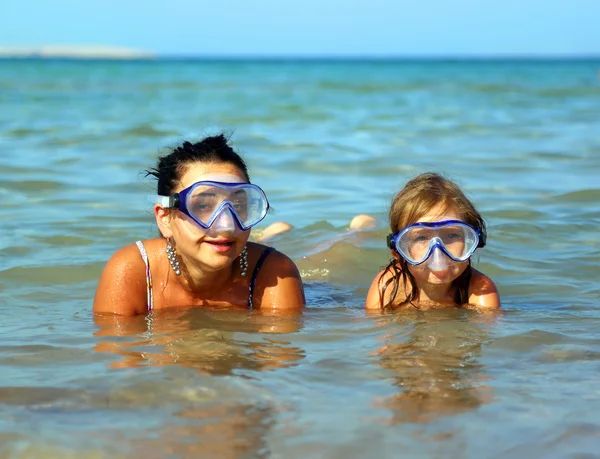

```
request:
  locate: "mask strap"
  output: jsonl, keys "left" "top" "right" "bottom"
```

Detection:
{"left": 478, "top": 226, "right": 487, "bottom": 248}
{"left": 148, "top": 195, "right": 179, "bottom": 208}
{"left": 386, "top": 233, "right": 396, "bottom": 250}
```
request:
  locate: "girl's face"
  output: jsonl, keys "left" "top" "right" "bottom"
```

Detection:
{"left": 157, "top": 161, "right": 251, "bottom": 274}
{"left": 405, "top": 204, "right": 470, "bottom": 286}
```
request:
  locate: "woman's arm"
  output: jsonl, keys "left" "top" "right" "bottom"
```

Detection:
{"left": 93, "top": 244, "right": 149, "bottom": 316}
{"left": 253, "top": 250, "right": 305, "bottom": 310}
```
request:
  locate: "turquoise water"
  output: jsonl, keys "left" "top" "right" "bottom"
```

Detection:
{"left": 1, "top": 58, "right": 600, "bottom": 458}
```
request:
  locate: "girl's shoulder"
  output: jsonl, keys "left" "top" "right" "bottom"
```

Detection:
{"left": 365, "top": 264, "right": 407, "bottom": 310}
{"left": 468, "top": 268, "right": 501, "bottom": 309}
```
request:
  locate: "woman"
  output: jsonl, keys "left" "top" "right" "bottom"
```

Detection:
{"left": 93, "top": 134, "right": 305, "bottom": 316}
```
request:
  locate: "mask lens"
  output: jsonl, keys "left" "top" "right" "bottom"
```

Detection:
{"left": 185, "top": 183, "right": 268, "bottom": 229}
{"left": 396, "top": 221, "right": 479, "bottom": 264}
{"left": 402, "top": 228, "right": 434, "bottom": 263}
{"left": 438, "top": 224, "right": 470, "bottom": 259}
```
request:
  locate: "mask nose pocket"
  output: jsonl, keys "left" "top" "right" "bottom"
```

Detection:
{"left": 211, "top": 206, "right": 236, "bottom": 233}
{"left": 426, "top": 245, "right": 451, "bottom": 272}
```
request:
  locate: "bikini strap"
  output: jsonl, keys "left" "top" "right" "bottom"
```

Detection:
{"left": 248, "top": 247, "right": 275, "bottom": 309}
{"left": 135, "top": 241, "right": 153, "bottom": 312}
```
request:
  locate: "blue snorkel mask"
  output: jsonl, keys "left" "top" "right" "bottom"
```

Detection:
{"left": 387, "top": 220, "right": 486, "bottom": 271}
{"left": 151, "top": 181, "right": 270, "bottom": 231}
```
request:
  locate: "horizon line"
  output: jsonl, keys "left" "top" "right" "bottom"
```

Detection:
{"left": 1, "top": 53, "right": 600, "bottom": 61}
{"left": 1, "top": 44, "right": 599, "bottom": 60}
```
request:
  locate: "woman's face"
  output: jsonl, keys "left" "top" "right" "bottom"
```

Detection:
{"left": 405, "top": 204, "right": 470, "bottom": 286}
{"left": 159, "top": 161, "right": 251, "bottom": 274}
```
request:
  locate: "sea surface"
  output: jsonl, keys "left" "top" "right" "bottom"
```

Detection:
{"left": 1, "top": 58, "right": 600, "bottom": 458}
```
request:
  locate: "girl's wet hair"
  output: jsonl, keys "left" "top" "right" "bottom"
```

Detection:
{"left": 145, "top": 134, "right": 250, "bottom": 195}
{"left": 379, "top": 172, "right": 486, "bottom": 309}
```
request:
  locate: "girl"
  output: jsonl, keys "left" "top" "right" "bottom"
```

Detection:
{"left": 93, "top": 134, "right": 305, "bottom": 316}
{"left": 365, "top": 172, "right": 500, "bottom": 310}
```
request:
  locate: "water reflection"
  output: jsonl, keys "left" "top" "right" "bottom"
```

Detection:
{"left": 371, "top": 308, "right": 502, "bottom": 424}
{"left": 128, "top": 402, "right": 277, "bottom": 459}
{"left": 87, "top": 309, "right": 305, "bottom": 457}
{"left": 93, "top": 308, "right": 306, "bottom": 374}
{"left": 1, "top": 395, "right": 279, "bottom": 459}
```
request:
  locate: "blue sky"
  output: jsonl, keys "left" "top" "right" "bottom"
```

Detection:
{"left": 1, "top": 0, "right": 599, "bottom": 56}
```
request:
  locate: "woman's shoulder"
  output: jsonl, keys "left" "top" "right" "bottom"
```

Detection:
{"left": 468, "top": 268, "right": 501, "bottom": 309}
{"left": 246, "top": 242, "right": 305, "bottom": 309}
{"left": 93, "top": 239, "right": 163, "bottom": 316}
{"left": 246, "top": 242, "right": 298, "bottom": 276}
{"left": 106, "top": 238, "right": 164, "bottom": 266}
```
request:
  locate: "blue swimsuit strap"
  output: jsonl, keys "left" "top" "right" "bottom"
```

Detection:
{"left": 248, "top": 247, "right": 275, "bottom": 309}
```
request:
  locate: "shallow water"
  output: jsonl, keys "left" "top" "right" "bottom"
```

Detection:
{"left": 1, "top": 58, "right": 600, "bottom": 458}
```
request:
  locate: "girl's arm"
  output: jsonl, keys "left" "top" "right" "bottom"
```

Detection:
{"left": 365, "top": 268, "right": 402, "bottom": 310}
{"left": 365, "top": 270, "right": 386, "bottom": 310}
{"left": 468, "top": 269, "right": 501, "bottom": 309}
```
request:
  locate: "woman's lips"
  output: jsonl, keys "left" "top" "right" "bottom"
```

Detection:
{"left": 205, "top": 239, "right": 235, "bottom": 253}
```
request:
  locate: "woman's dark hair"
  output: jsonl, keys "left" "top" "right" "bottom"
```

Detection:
{"left": 145, "top": 134, "right": 250, "bottom": 195}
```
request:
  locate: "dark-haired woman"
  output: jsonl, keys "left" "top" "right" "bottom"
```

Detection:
{"left": 93, "top": 135, "right": 305, "bottom": 316}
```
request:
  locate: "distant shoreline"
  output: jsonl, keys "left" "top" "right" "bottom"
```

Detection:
{"left": 0, "top": 45, "right": 154, "bottom": 59}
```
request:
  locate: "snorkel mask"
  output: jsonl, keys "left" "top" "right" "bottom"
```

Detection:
{"left": 387, "top": 220, "right": 486, "bottom": 271}
{"left": 151, "top": 179, "right": 270, "bottom": 232}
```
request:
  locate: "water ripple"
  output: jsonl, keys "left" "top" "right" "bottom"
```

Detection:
{"left": 1, "top": 58, "right": 600, "bottom": 457}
